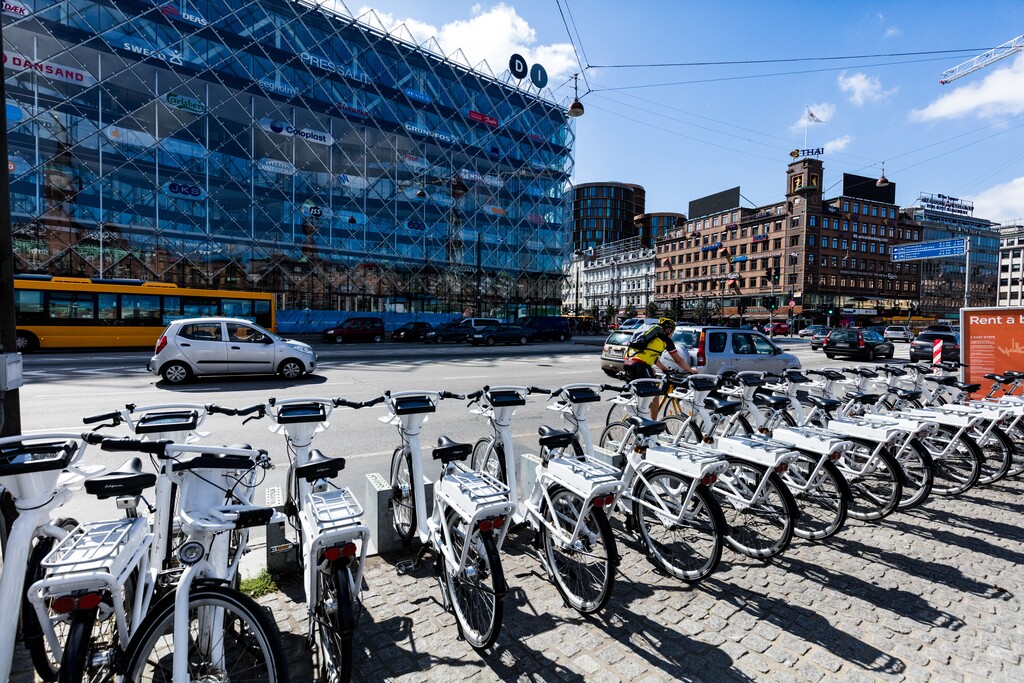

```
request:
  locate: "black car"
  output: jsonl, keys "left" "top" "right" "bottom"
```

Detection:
{"left": 823, "top": 328, "right": 894, "bottom": 360}
{"left": 391, "top": 321, "right": 432, "bottom": 342}
{"left": 469, "top": 324, "right": 534, "bottom": 346}
{"left": 520, "top": 316, "right": 572, "bottom": 342}
{"left": 910, "top": 332, "right": 961, "bottom": 362}
{"left": 422, "top": 323, "right": 468, "bottom": 343}
{"left": 810, "top": 327, "right": 834, "bottom": 350}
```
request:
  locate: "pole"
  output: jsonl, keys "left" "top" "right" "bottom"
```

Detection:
{"left": 0, "top": 12, "right": 21, "bottom": 436}
{"left": 769, "top": 278, "right": 775, "bottom": 337}
{"left": 964, "top": 238, "right": 971, "bottom": 310}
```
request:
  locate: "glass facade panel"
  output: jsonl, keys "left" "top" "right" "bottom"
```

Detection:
{"left": 4, "top": 1, "right": 574, "bottom": 315}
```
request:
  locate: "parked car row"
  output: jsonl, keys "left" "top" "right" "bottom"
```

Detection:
{"left": 320, "top": 316, "right": 575, "bottom": 344}
{"left": 600, "top": 324, "right": 801, "bottom": 378}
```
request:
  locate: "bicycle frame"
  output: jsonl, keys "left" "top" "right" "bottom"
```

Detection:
{"left": 258, "top": 398, "right": 370, "bottom": 619}
{"left": 470, "top": 386, "right": 622, "bottom": 550}
{"left": 382, "top": 391, "right": 513, "bottom": 576}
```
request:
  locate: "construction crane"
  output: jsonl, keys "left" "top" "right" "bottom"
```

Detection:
{"left": 939, "top": 33, "right": 1024, "bottom": 84}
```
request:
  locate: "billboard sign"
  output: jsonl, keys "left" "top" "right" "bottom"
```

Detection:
{"left": 891, "top": 238, "right": 967, "bottom": 262}
{"left": 960, "top": 307, "right": 1024, "bottom": 397}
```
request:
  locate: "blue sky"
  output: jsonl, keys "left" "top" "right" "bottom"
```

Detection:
{"left": 337, "top": 1, "right": 1024, "bottom": 224}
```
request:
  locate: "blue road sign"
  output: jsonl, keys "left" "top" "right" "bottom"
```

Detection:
{"left": 890, "top": 238, "right": 967, "bottom": 262}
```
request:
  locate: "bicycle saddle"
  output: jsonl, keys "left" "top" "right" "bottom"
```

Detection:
{"left": 703, "top": 396, "right": 742, "bottom": 416}
{"left": 846, "top": 368, "right": 879, "bottom": 379}
{"left": 625, "top": 415, "right": 668, "bottom": 437}
{"left": 801, "top": 395, "right": 842, "bottom": 411}
{"left": 753, "top": 392, "right": 790, "bottom": 409}
{"left": 958, "top": 382, "right": 981, "bottom": 393}
{"left": 537, "top": 425, "right": 575, "bottom": 449}
{"left": 84, "top": 456, "right": 157, "bottom": 499}
{"left": 885, "top": 387, "right": 922, "bottom": 401}
{"left": 785, "top": 370, "right": 812, "bottom": 384}
{"left": 294, "top": 449, "right": 346, "bottom": 482}
{"left": 432, "top": 436, "right": 471, "bottom": 463}
{"left": 844, "top": 391, "right": 881, "bottom": 404}
{"left": 925, "top": 376, "right": 959, "bottom": 386}
{"left": 735, "top": 372, "right": 765, "bottom": 387}
{"left": 983, "top": 373, "right": 1015, "bottom": 384}
{"left": 880, "top": 366, "right": 907, "bottom": 377}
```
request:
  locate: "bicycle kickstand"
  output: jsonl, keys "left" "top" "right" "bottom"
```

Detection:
{"left": 395, "top": 543, "right": 432, "bottom": 576}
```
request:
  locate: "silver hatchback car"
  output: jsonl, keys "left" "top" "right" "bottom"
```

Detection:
{"left": 147, "top": 317, "right": 317, "bottom": 384}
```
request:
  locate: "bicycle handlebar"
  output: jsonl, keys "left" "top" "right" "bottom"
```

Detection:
{"left": 207, "top": 405, "right": 239, "bottom": 416}
{"left": 100, "top": 438, "right": 171, "bottom": 455}
{"left": 360, "top": 396, "right": 386, "bottom": 408}
{"left": 440, "top": 391, "right": 464, "bottom": 400}
{"left": 82, "top": 411, "right": 122, "bottom": 425}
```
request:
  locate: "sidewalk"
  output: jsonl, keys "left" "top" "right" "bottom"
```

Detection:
{"left": 11, "top": 477, "right": 1022, "bottom": 682}
{"left": 255, "top": 476, "right": 1020, "bottom": 682}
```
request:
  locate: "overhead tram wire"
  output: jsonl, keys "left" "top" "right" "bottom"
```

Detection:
{"left": 588, "top": 48, "right": 990, "bottom": 70}
{"left": 589, "top": 55, "right": 966, "bottom": 93}
{"left": 554, "top": 0, "right": 592, "bottom": 92}
{"left": 560, "top": 0, "right": 593, "bottom": 83}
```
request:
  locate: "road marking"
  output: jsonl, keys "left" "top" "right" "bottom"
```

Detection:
{"left": 444, "top": 375, "right": 489, "bottom": 380}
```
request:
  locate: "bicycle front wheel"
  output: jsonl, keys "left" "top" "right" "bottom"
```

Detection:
{"left": 975, "top": 426, "right": 1013, "bottom": 485}
{"left": 631, "top": 469, "right": 725, "bottom": 583}
{"left": 715, "top": 461, "right": 796, "bottom": 560}
{"left": 541, "top": 488, "right": 615, "bottom": 614}
{"left": 784, "top": 455, "right": 849, "bottom": 540}
{"left": 471, "top": 437, "right": 507, "bottom": 485}
{"left": 124, "top": 586, "right": 287, "bottom": 682}
{"left": 841, "top": 438, "right": 903, "bottom": 521}
{"left": 895, "top": 439, "right": 934, "bottom": 511}
{"left": 316, "top": 562, "right": 355, "bottom": 683}
{"left": 389, "top": 447, "right": 416, "bottom": 544}
{"left": 443, "top": 510, "right": 504, "bottom": 650}
{"left": 660, "top": 415, "right": 702, "bottom": 445}
{"left": 598, "top": 421, "right": 633, "bottom": 454}
{"left": 921, "top": 426, "right": 982, "bottom": 496}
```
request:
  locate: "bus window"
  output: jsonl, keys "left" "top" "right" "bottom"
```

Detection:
{"left": 122, "top": 294, "right": 162, "bottom": 325}
{"left": 15, "top": 289, "right": 44, "bottom": 324}
{"left": 254, "top": 300, "right": 271, "bottom": 326}
{"left": 163, "top": 296, "right": 181, "bottom": 321}
{"left": 222, "top": 299, "right": 252, "bottom": 318}
{"left": 98, "top": 293, "right": 117, "bottom": 321}
{"left": 48, "top": 292, "right": 96, "bottom": 321}
{"left": 183, "top": 297, "right": 217, "bottom": 317}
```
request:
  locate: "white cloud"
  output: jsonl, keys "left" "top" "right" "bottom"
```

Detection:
{"left": 837, "top": 72, "right": 897, "bottom": 105}
{"left": 824, "top": 135, "right": 853, "bottom": 154}
{"left": 970, "top": 176, "right": 1024, "bottom": 223}
{"left": 911, "top": 54, "right": 1024, "bottom": 121}
{"left": 357, "top": 4, "right": 577, "bottom": 83}
{"left": 884, "top": 26, "right": 902, "bottom": 39}
{"left": 790, "top": 102, "right": 835, "bottom": 133}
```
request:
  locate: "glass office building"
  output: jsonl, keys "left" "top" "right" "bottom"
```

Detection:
{"left": 3, "top": 0, "right": 574, "bottom": 315}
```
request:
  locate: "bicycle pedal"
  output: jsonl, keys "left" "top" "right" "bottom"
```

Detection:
{"left": 395, "top": 559, "right": 418, "bottom": 575}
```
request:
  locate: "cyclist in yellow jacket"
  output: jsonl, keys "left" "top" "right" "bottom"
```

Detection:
{"left": 624, "top": 317, "right": 696, "bottom": 419}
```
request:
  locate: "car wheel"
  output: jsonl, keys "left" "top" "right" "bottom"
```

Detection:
{"left": 557, "top": 333, "right": 566, "bottom": 342}
{"left": 825, "top": 353, "right": 835, "bottom": 359}
{"left": 161, "top": 361, "right": 192, "bottom": 385}
{"left": 519, "top": 336, "right": 528, "bottom": 345}
{"left": 279, "top": 358, "right": 305, "bottom": 380}
{"left": 887, "top": 349, "right": 895, "bottom": 359}
{"left": 373, "top": 334, "right": 383, "bottom": 343}
{"left": 486, "top": 337, "right": 496, "bottom": 346}
{"left": 334, "top": 335, "right": 344, "bottom": 344}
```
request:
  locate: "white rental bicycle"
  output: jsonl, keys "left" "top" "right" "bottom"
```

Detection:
{"left": 467, "top": 385, "right": 623, "bottom": 614}
{"left": 241, "top": 396, "right": 375, "bottom": 682}
{"left": 0, "top": 432, "right": 103, "bottom": 683}
{"left": 381, "top": 390, "right": 515, "bottom": 650}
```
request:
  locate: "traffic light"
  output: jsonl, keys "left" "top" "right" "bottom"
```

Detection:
{"left": 772, "top": 268, "right": 780, "bottom": 283}
{"left": 738, "top": 302, "right": 746, "bottom": 314}
{"left": 828, "top": 307, "right": 834, "bottom": 315}
{"left": 765, "top": 267, "right": 773, "bottom": 280}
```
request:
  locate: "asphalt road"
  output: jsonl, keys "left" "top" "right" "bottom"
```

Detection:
{"left": 13, "top": 335, "right": 912, "bottom": 527}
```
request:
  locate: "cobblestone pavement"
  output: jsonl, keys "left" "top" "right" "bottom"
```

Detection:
{"left": 11, "top": 475, "right": 1023, "bottom": 682}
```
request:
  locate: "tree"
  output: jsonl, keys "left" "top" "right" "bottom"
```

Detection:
{"left": 604, "top": 304, "right": 617, "bottom": 323}
{"left": 645, "top": 300, "right": 659, "bottom": 317}
{"left": 624, "top": 304, "right": 637, "bottom": 319}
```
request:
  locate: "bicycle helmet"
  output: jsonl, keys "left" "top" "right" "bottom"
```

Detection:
{"left": 658, "top": 317, "right": 676, "bottom": 329}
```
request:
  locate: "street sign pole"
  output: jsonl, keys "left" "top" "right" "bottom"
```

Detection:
{"left": 964, "top": 238, "right": 971, "bottom": 310}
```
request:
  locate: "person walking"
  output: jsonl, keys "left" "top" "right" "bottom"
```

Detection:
{"left": 623, "top": 317, "right": 696, "bottom": 419}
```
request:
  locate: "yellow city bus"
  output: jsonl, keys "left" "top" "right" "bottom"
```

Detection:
{"left": 13, "top": 276, "right": 276, "bottom": 352}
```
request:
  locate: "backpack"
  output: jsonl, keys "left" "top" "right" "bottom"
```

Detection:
{"left": 627, "top": 325, "right": 662, "bottom": 351}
